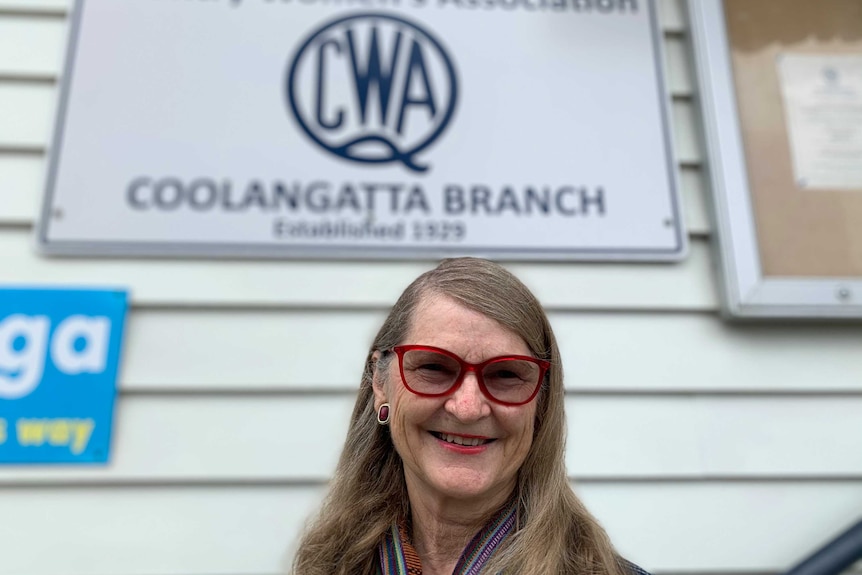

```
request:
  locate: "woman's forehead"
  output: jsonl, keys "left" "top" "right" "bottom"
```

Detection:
{"left": 404, "top": 294, "right": 531, "bottom": 359}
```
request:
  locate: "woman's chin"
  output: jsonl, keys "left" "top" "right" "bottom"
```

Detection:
{"left": 421, "top": 468, "right": 512, "bottom": 503}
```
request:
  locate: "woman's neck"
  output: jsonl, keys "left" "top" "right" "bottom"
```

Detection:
{"left": 405, "top": 479, "right": 515, "bottom": 575}
{"left": 410, "top": 503, "right": 477, "bottom": 575}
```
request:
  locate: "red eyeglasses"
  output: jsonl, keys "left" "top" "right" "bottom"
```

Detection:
{"left": 387, "top": 345, "right": 549, "bottom": 406}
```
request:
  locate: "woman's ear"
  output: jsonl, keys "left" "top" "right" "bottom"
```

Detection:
{"left": 371, "top": 350, "right": 387, "bottom": 409}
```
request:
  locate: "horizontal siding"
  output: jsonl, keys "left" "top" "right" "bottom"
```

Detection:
{"left": 679, "top": 165, "right": 710, "bottom": 235}
{"left": 0, "top": 83, "right": 55, "bottom": 147}
{"left": 663, "top": 33, "right": 694, "bottom": 95}
{"left": 0, "top": 229, "right": 719, "bottom": 309}
{"left": 656, "top": 0, "right": 684, "bottom": 34}
{"left": 1, "top": 395, "right": 861, "bottom": 484}
{"left": 2, "top": 482, "right": 861, "bottom": 575}
{"left": 0, "top": 154, "right": 42, "bottom": 224}
{"left": 0, "top": 0, "right": 67, "bottom": 10}
{"left": 109, "top": 309, "right": 862, "bottom": 392}
{"left": 670, "top": 98, "right": 701, "bottom": 164}
{"left": 0, "top": 16, "right": 64, "bottom": 76}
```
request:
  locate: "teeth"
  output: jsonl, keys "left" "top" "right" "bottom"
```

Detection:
{"left": 439, "top": 433, "right": 486, "bottom": 447}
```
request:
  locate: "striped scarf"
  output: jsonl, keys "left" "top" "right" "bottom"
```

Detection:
{"left": 377, "top": 503, "right": 517, "bottom": 575}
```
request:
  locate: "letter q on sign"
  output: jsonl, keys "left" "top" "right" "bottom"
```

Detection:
{"left": 0, "top": 314, "right": 111, "bottom": 400}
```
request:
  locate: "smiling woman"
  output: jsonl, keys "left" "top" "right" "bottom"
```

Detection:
{"left": 291, "top": 258, "right": 648, "bottom": 575}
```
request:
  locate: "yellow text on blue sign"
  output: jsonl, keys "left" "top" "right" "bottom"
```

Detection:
{"left": 0, "top": 418, "right": 94, "bottom": 455}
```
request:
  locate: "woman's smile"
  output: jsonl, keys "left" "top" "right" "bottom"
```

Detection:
{"left": 429, "top": 431, "right": 496, "bottom": 447}
{"left": 428, "top": 430, "right": 497, "bottom": 454}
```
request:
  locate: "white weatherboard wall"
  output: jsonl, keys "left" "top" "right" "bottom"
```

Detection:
{"left": 1, "top": 2, "right": 861, "bottom": 575}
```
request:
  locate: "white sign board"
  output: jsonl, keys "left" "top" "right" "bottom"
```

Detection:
{"left": 38, "top": 0, "right": 685, "bottom": 261}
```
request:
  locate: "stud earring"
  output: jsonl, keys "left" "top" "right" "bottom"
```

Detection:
{"left": 376, "top": 403, "right": 390, "bottom": 425}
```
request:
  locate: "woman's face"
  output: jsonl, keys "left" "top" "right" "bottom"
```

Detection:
{"left": 373, "top": 294, "right": 538, "bottom": 507}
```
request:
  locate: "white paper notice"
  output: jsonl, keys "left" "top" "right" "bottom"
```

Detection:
{"left": 777, "top": 53, "right": 862, "bottom": 190}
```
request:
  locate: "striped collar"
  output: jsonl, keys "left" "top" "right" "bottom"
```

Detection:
{"left": 377, "top": 502, "right": 517, "bottom": 575}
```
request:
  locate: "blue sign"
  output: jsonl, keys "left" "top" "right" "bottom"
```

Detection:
{"left": 287, "top": 12, "right": 459, "bottom": 173}
{"left": 0, "top": 289, "right": 128, "bottom": 464}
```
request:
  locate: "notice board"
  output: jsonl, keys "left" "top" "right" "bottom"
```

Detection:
{"left": 725, "top": 0, "right": 862, "bottom": 277}
{"left": 690, "top": 0, "right": 862, "bottom": 318}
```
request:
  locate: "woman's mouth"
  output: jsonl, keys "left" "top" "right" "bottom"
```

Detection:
{"left": 429, "top": 431, "right": 495, "bottom": 447}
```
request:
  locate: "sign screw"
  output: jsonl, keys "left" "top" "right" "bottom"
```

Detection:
{"left": 836, "top": 286, "right": 852, "bottom": 302}
{"left": 663, "top": 218, "right": 673, "bottom": 227}
{"left": 52, "top": 208, "right": 64, "bottom": 220}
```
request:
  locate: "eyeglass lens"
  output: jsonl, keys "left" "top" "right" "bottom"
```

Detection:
{"left": 400, "top": 349, "right": 541, "bottom": 403}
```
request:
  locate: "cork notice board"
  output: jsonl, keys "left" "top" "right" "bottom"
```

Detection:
{"left": 690, "top": 0, "right": 862, "bottom": 318}
{"left": 724, "top": 0, "right": 862, "bottom": 277}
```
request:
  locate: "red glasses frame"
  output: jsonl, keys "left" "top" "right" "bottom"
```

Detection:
{"left": 389, "top": 344, "right": 550, "bottom": 406}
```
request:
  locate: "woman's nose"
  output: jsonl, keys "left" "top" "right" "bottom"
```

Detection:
{"left": 445, "top": 370, "right": 491, "bottom": 421}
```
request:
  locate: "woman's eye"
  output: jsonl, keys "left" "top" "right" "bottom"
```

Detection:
{"left": 486, "top": 370, "right": 529, "bottom": 385}
{"left": 488, "top": 369, "right": 518, "bottom": 379}
{"left": 419, "top": 363, "right": 451, "bottom": 373}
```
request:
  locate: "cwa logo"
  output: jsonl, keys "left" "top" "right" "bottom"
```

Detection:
{"left": 286, "top": 12, "right": 459, "bottom": 173}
